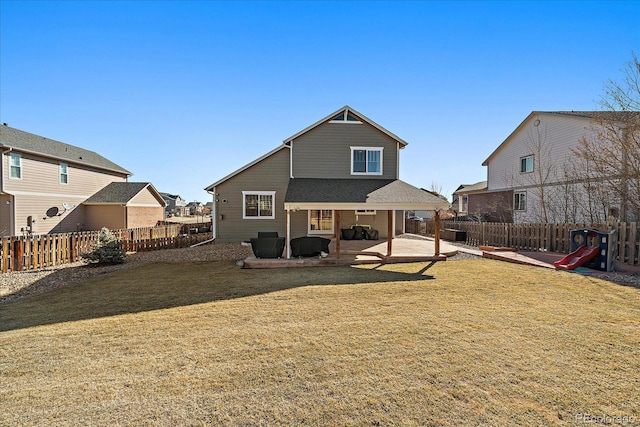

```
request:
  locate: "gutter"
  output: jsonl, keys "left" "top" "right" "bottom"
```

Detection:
{"left": 205, "top": 186, "right": 217, "bottom": 242}
{"left": 0, "top": 147, "right": 11, "bottom": 194}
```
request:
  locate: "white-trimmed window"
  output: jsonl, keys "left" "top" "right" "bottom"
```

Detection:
{"left": 60, "top": 163, "right": 68, "bottom": 184}
{"left": 243, "top": 191, "right": 275, "bottom": 219}
{"left": 520, "top": 155, "right": 534, "bottom": 173}
{"left": 514, "top": 192, "right": 526, "bottom": 211}
{"left": 330, "top": 111, "right": 362, "bottom": 123}
{"left": 9, "top": 153, "right": 21, "bottom": 179}
{"left": 351, "top": 147, "right": 383, "bottom": 175}
{"left": 355, "top": 209, "right": 376, "bottom": 215}
{"left": 309, "top": 209, "right": 333, "bottom": 234}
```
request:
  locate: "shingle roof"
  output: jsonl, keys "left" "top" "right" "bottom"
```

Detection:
{"left": 285, "top": 178, "right": 450, "bottom": 207}
{"left": 84, "top": 182, "right": 157, "bottom": 204}
{"left": 0, "top": 125, "right": 131, "bottom": 176}
{"left": 453, "top": 181, "right": 487, "bottom": 194}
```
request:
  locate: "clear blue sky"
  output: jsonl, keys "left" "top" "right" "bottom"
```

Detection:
{"left": 1, "top": 1, "right": 638, "bottom": 203}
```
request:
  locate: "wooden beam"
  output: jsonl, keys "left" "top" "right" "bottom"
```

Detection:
{"left": 434, "top": 210, "right": 441, "bottom": 256}
{"left": 387, "top": 210, "right": 393, "bottom": 256}
{"left": 335, "top": 210, "right": 341, "bottom": 259}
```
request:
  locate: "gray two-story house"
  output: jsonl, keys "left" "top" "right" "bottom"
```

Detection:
{"left": 204, "top": 106, "right": 450, "bottom": 258}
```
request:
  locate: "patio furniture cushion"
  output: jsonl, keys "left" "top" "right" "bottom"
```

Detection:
{"left": 290, "top": 237, "right": 330, "bottom": 257}
{"left": 250, "top": 237, "right": 285, "bottom": 258}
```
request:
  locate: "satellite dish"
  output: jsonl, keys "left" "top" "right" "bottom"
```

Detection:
{"left": 46, "top": 207, "right": 59, "bottom": 218}
{"left": 62, "top": 202, "right": 76, "bottom": 210}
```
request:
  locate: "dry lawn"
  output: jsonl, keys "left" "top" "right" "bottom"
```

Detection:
{"left": 1, "top": 259, "right": 639, "bottom": 426}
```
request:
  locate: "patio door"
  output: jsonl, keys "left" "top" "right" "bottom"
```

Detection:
{"left": 308, "top": 209, "right": 334, "bottom": 235}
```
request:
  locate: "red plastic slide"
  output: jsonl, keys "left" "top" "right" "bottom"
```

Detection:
{"left": 553, "top": 245, "right": 600, "bottom": 270}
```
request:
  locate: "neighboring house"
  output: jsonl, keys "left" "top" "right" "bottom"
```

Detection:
{"left": 83, "top": 182, "right": 166, "bottom": 230}
{"left": 160, "top": 192, "right": 188, "bottom": 217}
{"left": 186, "top": 201, "right": 205, "bottom": 216}
{"left": 204, "top": 106, "right": 450, "bottom": 257}
{"left": 451, "top": 181, "right": 512, "bottom": 222}
{"left": 0, "top": 124, "right": 164, "bottom": 236}
{"left": 479, "top": 111, "right": 639, "bottom": 224}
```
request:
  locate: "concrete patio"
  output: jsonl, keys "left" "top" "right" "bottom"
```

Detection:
{"left": 242, "top": 234, "right": 460, "bottom": 269}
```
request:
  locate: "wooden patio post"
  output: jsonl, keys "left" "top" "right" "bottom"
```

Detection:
{"left": 335, "top": 210, "right": 341, "bottom": 259}
{"left": 387, "top": 210, "right": 393, "bottom": 256}
{"left": 434, "top": 210, "right": 441, "bottom": 256}
{"left": 286, "top": 208, "right": 291, "bottom": 259}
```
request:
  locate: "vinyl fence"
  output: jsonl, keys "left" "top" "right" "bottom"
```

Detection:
{"left": 405, "top": 219, "right": 640, "bottom": 266}
{"left": 1, "top": 222, "right": 213, "bottom": 273}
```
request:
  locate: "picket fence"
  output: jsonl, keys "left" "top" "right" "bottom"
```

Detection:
{"left": 405, "top": 219, "right": 640, "bottom": 267}
{"left": 1, "top": 222, "right": 213, "bottom": 273}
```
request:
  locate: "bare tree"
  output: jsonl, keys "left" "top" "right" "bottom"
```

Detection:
{"left": 574, "top": 53, "right": 640, "bottom": 221}
{"left": 502, "top": 121, "right": 557, "bottom": 223}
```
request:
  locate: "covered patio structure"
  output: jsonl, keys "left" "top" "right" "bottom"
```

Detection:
{"left": 279, "top": 178, "right": 450, "bottom": 261}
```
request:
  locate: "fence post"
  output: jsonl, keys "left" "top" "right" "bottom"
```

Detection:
{"left": 13, "top": 237, "right": 24, "bottom": 271}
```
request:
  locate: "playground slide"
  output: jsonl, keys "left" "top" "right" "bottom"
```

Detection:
{"left": 553, "top": 245, "right": 600, "bottom": 270}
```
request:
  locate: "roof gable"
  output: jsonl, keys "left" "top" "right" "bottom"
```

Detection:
{"left": 482, "top": 111, "right": 640, "bottom": 166}
{"left": 283, "top": 105, "right": 408, "bottom": 147}
{"left": 0, "top": 125, "right": 131, "bottom": 176}
{"left": 84, "top": 182, "right": 165, "bottom": 206}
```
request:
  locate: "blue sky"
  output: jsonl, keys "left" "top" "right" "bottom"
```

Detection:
{"left": 1, "top": 1, "right": 638, "bottom": 203}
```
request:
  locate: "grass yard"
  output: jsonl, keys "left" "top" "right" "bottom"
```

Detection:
{"left": 1, "top": 259, "right": 639, "bottom": 426}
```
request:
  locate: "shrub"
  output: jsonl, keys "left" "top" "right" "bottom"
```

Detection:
{"left": 82, "top": 228, "right": 126, "bottom": 264}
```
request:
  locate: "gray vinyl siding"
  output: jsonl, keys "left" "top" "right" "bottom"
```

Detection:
{"left": 291, "top": 122, "right": 399, "bottom": 179}
{"left": 214, "top": 148, "right": 290, "bottom": 243}
{"left": 290, "top": 210, "right": 308, "bottom": 238}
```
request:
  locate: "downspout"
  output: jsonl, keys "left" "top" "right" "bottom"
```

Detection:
{"left": 286, "top": 143, "right": 292, "bottom": 257}
{"left": 193, "top": 187, "right": 216, "bottom": 247}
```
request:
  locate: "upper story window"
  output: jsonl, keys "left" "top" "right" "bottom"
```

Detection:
{"left": 520, "top": 155, "right": 534, "bottom": 173}
{"left": 351, "top": 147, "right": 383, "bottom": 175}
{"left": 9, "top": 153, "right": 21, "bottom": 179}
{"left": 330, "top": 111, "right": 362, "bottom": 123}
{"left": 243, "top": 191, "right": 275, "bottom": 219}
{"left": 60, "top": 163, "right": 68, "bottom": 184}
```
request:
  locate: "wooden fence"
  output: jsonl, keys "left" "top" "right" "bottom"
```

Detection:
{"left": 405, "top": 219, "right": 640, "bottom": 266}
{"left": 1, "top": 223, "right": 213, "bottom": 273}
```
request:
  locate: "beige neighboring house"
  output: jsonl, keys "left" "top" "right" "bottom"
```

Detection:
{"left": 0, "top": 124, "right": 164, "bottom": 236}
{"left": 478, "top": 111, "right": 640, "bottom": 223}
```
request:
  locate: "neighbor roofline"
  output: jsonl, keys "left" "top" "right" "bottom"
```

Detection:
{"left": 0, "top": 143, "right": 133, "bottom": 176}
{"left": 282, "top": 105, "right": 409, "bottom": 147}
{"left": 481, "top": 111, "right": 597, "bottom": 167}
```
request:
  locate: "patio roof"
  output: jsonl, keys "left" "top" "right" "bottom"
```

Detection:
{"left": 284, "top": 178, "right": 450, "bottom": 211}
